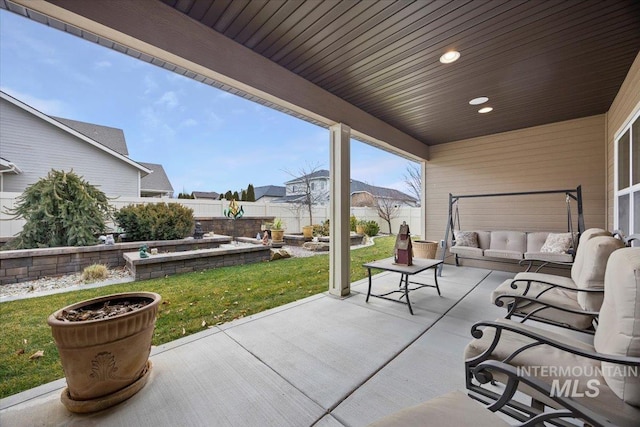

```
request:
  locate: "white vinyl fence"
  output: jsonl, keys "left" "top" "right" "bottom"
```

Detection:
{"left": 0, "top": 192, "right": 423, "bottom": 238}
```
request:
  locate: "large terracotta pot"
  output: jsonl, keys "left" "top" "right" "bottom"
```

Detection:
{"left": 48, "top": 292, "right": 161, "bottom": 413}
{"left": 271, "top": 229, "right": 285, "bottom": 243}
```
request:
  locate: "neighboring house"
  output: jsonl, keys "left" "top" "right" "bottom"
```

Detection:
{"left": 139, "top": 162, "right": 174, "bottom": 198}
{"left": 276, "top": 169, "right": 417, "bottom": 207}
{"left": 254, "top": 185, "right": 285, "bottom": 203}
{"left": 0, "top": 91, "right": 173, "bottom": 198}
{"left": 192, "top": 191, "right": 220, "bottom": 200}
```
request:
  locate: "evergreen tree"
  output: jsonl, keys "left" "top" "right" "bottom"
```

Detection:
{"left": 241, "top": 189, "right": 247, "bottom": 201}
{"left": 232, "top": 191, "right": 240, "bottom": 201}
{"left": 218, "top": 193, "right": 224, "bottom": 200}
{"left": 224, "top": 191, "right": 233, "bottom": 200}
{"left": 246, "top": 184, "right": 256, "bottom": 202}
{"left": 6, "top": 169, "right": 113, "bottom": 249}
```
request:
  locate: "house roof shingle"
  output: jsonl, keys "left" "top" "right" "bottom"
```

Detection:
{"left": 139, "top": 162, "right": 174, "bottom": 194}
{"left": 52, "top": 117, "right": 129, "bottom": 156}
{"left": 192, "top": 191, "right": 220, "bottom": 200}
{"left": 254, "top": 185, "right": 285, "bottom": 200}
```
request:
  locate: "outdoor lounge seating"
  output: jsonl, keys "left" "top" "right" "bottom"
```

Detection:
{"left": 450, "top": 230, "right": 576, "bottom": 266}
{"left": 368, "top": 360, "right": 610, "bottom": 427}
{"left": 464, "top": 247, "right": 640, "bottom": 426}
{"left": 491, "top": 229, "right": 625, "bottom": 332}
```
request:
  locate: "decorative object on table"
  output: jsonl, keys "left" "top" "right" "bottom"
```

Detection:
{"left": 150, "top": 248, "right": 158, "bottom": 255}
{"left": 262, "top": 231, "right": 270, "bottom": 245}
{"left": 139, "top": 244, "right": 149, "bottom": 258}
{"left": 394, "top": 221, "right": 413, "bottom": 266}
{"left": 47, "top": 292, "right": 161, "bottom": 413}
{"left": 193, "top": 221, "right": 204, "bottom": 239}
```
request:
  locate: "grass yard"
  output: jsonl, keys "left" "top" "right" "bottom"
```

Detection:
{"left": 0, "top": 236, "right": 395, "bottom": 399}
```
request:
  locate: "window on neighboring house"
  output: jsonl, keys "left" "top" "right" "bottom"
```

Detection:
{"left": 615, "top": 106, "right": 639, "bottom": 242}
{"left": 311, "top": 182, "right": 315, "bottom": 191}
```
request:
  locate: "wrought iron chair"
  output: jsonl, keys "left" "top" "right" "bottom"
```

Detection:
{"left": 465, "top": 247, "right": 640, "bottom": 426}
{"left": 491, "top": 229, "right": 625, "bottom": 333}
{"left": 369, "top": 360, "right": 614, "bottom": 427}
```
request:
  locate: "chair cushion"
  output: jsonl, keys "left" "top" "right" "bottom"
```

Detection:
{"left": 367, "top": 390, "right": 509, "bottom": 427}
{"left": 570, "top": 228, "right": 612, "bottom": 282}
{"left": 450, "top": 246, "right": 483, "bottom": 258}
{"left": 454, "top": 231, "right": 478, "bottom": 248}
{"left": 526, "top": 232, "right": 550, "bottom": 253}
{"left": 488, "top": 231, "right": 526, "bottom": 254}
{"left": 575, "top": 236, "right": 626, "bottom": 311}
{"left": 524, "top": 251, "right": 573, "bottom": 263}
{"left": 465, "top": 318, "right": 640, "bottom": 426}
{"left": 540, "top": 232, "right": 574, "bottom": 254}
{"left": 484, "top": 249, "right": 524, "bottom": 260}
{"left": 594, "top": 248, "right": 640, "bottom": 406}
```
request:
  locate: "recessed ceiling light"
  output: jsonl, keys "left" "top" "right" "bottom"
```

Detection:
{"left": 478, "top": 107, "right": 493, "bottom": 114}
{"left": 439, "top": 50, "right": 460, "bottom": 64}
{"left": 469, "top": 97, "right": 489, "bottom": 105}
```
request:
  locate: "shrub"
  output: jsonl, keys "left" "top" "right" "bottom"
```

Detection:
{"left": 350, "top": 215, "right": 357, "bottom": 232}
{"left": 4, "top": 169, "right": 113, "bottom": 249}
{"left": 312, "top": 219, "right": 330, "bottom": 237}
{"left": 115, "top": 203, "right": 194, "bottom": 241}
{"left": 363, "top": 220, "right": 380, "bottom": 237}
{"left": 81, "top": 264, "right": 108, "bottom": 283}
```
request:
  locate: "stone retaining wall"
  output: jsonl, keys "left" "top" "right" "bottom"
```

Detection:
{"left": 0, "top": 236, "right": 231, "bottom": 285}
{"left": 196, "top": 217, "right": 274, "bottom": 239}
{"left": 124, "top": 245, "right": 270, "bottom": 280}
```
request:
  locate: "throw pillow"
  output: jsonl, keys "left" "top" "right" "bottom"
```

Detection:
{"left": 454, "top": 231, "right": 478, "bottom": 248}
{"left": 540, "top": 233, "right": 573, "bottom": 253}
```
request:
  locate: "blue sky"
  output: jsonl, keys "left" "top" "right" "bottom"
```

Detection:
{"left": 0, "top": 10, "right": 417, "bottom": 196}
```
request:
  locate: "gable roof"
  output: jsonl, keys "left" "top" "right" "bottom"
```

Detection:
{"left": 283, "top": 169, "right": 415, "bottom": 202}
{"left": 52, "top": 117, "right": 129, "bottom": 156}
{"left": 139, "top": 162, "right": 174, "bottom": 193}
{"left": 254, "top": 185, "right": 285, "bottom": 199}
{"left": 0, "top": 91, "right": 150, "bottom": 175}
{"left": 192, "top": 191, "right": 220, "bottom": 200}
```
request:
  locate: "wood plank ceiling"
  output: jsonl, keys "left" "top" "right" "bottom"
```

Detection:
{"left": 160, "top": 0, "right": 640, "bottom": 145}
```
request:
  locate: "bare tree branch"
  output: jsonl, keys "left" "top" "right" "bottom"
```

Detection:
{"left": 375, "top": 196, "right": 400, "bottom": 234}
{"left": 282, "top": 162, "right": 327, "bottom": 226}
{"left": 404, "top": 163, "right": 421, "bottom": 202}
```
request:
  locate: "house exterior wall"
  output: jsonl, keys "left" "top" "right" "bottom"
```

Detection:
{"left": 0, "top": 99, "right": 140, "bottom": 197}
{"left": 425, "top": 114, "right": 606, "bottom": 269}
{"left": 606, "top": 51, "right": 640, "bottom": 231}
{"left": 286, "top": 177, "right": 329, "bottom": 202}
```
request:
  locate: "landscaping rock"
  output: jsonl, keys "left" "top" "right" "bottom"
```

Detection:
{"left": 302, "top": 242, "right": 330, "bottom": 252}
{"left": 270, "top": 248, "right": 292, "bottom": 261}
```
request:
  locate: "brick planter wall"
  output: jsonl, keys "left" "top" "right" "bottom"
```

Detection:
{"left": 0, "top": 235, "right": 231, "bottom": 285}
{"left": 195, "top": 217, "right": 274, "bottom": 239}
{"left": 124, "top": 245, "right": 270, "bottom": 280}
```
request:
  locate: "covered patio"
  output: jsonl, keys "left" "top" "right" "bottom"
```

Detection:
{"left": 2, "top": 265, "right": 551, "bottom": 426}
{"left": 0, "top": 1, "right": 639, "bottom": 425}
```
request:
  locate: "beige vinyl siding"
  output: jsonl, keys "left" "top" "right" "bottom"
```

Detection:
{"left": 0, "top": 99, "right": 140, "bottom": 197}
{"left": 606, "top": 51, "right": 640, "bottom": 230}
{"left": 425, "top": 115, "right": 606, "bottom": 270}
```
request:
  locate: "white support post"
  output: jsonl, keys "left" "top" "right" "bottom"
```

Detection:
{"left": 420, "top": 160, "right": 427, "bottom": 239}
{"left": 329, "top": 123, "right": 351, "bottom": 297}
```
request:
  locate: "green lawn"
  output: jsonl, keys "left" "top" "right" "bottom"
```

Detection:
{"left": 0, "top": 236, "right": 395, "bottom": 399}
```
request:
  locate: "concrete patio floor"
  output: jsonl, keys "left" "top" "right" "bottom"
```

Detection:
{"left": 0, "top": 265, "right": 570, "bottom": 426}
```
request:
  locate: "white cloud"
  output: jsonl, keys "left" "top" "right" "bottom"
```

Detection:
{"left": 0, "top": 87, "right": 71, "bottom": 116}
{"left": 94, "top": 60, "right": 112, "bottom": 69}
{"left": 143, "top": 75, "right": 159, "bottom": 95}
{"left": 156, "top": 91, "right": 179, "bottom": 109}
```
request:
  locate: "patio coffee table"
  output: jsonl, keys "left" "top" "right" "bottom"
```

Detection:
{"left": 362, "top": 257, "right": 443, "bottom": 315}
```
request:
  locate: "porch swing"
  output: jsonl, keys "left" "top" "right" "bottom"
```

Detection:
{"left": 438, "top": 186, "right": 585, "bottom": 276}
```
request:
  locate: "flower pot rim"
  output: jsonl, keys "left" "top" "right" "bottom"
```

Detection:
{"left": 414, "top": 240, "right": 437, "bottom": 244}
{"left": 47, "top": 291, "right": 161, "bottom": 327}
